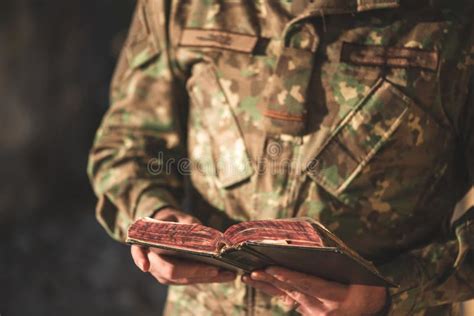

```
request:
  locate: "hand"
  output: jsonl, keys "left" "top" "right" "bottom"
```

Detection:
{"left": 242, "top": 267, "right": 387, "bottom": 316}
{"left": 130, "top": 207, "right": 236, "bottom": 285}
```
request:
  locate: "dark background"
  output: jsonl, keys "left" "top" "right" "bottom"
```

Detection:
{"left": 1, "top": 1, "right": 473, "bottom": 316}
{"left": 0, "top": 0, "right": 168, "bottom": 315}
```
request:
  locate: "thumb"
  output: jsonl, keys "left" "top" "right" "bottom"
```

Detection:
{"left": 131, "top": 245, "right": 150, "bottom": 272}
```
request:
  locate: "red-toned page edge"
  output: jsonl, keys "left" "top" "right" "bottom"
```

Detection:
{"left": 126, "top": 218, "right": 224, "bottom": 253}
{"left": 127, "top": 218, "right": 325, "bottom": 254}
{"left": 223, "top": 219, "right": 324, "bottom": 248}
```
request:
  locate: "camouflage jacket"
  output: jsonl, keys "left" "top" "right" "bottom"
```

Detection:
{"left": 88, "top": 0, "right": 474, "bottom": 315}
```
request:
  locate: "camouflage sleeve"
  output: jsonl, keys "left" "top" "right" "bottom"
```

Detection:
{"left": 381, "top": 70, "right": 474, "bottom": 314}
{"left": 87, "top": 1, "right": 186, "bottom": 241}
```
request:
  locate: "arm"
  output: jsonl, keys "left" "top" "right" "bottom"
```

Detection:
{"left": 242, "top": 78, "right": 474, "bottom": 316}
{"left": 87, "top": 0, "right": 185, "bottom": 241}
{"left": 242, "top": 268, "right": 387, "bottom": 315}
{"left": 380, "top": 73, "right": 474, "bottom": 314}
{"left": 88, "top": 0, "right": 236, "bottom": 285}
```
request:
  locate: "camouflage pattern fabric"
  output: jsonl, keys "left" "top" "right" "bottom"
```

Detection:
{"left": 261, "top": 20, "right": 318, "bottom": 135}
{"left": 88, "top": 0, "right": 474, "bottom": 315}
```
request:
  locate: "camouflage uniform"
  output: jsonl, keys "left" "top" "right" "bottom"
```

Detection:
{"left": 88, "top": 0, "right": 474, "bottom": 315}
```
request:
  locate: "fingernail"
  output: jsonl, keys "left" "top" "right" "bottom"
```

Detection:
{"left": 251, "top": 272, "right": 268, "bottom": 281}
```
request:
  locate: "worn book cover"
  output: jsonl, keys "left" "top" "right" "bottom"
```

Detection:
{"left": 127, "top": 217, "right": 396, "bottom": 287}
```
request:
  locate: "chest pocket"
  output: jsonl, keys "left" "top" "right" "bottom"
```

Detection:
{"left": 305, "top": 78, "right": 447, "bottom": 200}
{"left": 187, "top": 63, "right": 255, "bottom": 189}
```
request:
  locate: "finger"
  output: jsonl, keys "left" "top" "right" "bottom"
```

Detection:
{"left": 148, "top": 252, "right": 220, "bottom": 279}
{"left": 273, "top": 281, "right": 324, "bottom": 314}
{"left": 277, "top": 284, "right": 324, "bottom": 312}
{"left": 252, "top": 271, "right": 324, "bottom": 312}
{"left": 265, "top": 266, "right": 349, "bottom": 301}
{"left": 296, "top": 304, "right": 316, "bottom": 316}
{"left": 242, "top": 275, "right": 287, "bottom": 297}
{"left": 243, "top": 275, "right": 298, "bottom": 308}
{"left": 131, "top": 245, "right": 150, "bottom": 272}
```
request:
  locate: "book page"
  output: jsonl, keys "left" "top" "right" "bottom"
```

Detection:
{"left": 223, "top": 219, "right": 324, "bottom": 247}
{"left": 127, "top": 217, "right": 224, "bottom": 253}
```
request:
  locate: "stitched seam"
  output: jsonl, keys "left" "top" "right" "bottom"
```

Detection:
{"left": 264, "top": 110, "right": 305, "bottom": 122}
{"left": 335, "top": 106, "right": 408, "bottom": 194}
{"left": 178, "top": 44, "right": 255, "bottom": 54}
{"left": 307, "top": 79, "right": 410, "bottom": 195}
{"left": 341, "top": 42, "right": 439, "bottom": 71}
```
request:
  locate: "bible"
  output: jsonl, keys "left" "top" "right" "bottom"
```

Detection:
{"left": 126, "top": 217, "right": 396, "bottom": 287}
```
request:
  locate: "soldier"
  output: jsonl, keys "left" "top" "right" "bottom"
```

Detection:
{"left": 88, "top": 0, "right": 474, "bottom": 315}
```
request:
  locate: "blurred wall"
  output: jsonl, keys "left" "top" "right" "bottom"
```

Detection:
{"left": 0, "top": 1, "right": 168, "bottom": 315}
{"left": 1, "top": 1, "right": 473, "bottom": 315}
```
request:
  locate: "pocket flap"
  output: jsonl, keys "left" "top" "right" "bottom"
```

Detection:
{"left": 305, "top": 79, "right": 409, "bottom": 196}
{"left": 188, "top": 64, "right": 254, "bottom": 188}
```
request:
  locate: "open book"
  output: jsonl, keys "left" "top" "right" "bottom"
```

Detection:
{"left": 127, "top": 217, "right": 396, "bottom": 287}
